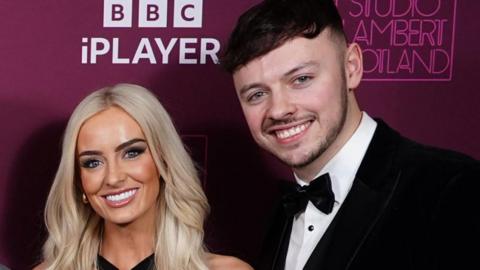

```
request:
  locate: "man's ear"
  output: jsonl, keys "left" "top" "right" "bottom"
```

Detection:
{"left": 345, "top": 43, "right": 363, "bottom": 90}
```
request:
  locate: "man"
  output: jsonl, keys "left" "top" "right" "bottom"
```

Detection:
{"left": 220, "top": 0, "right": 480, "bottom": 269}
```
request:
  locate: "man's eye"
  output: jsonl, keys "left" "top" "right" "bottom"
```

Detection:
{"left": 124, "top": 147, "right": 145, "bottom": 159}
{"left": 248, "top": 91, "right": 266, "bottom": 102}
{"left": 294, "top": 75, "right": 312, "bottom": 84}
{"left": 81, "top": 159, "right": 102, "bottom": 169}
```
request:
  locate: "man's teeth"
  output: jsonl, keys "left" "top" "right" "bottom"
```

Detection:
{"left": 106, "top": 189, "right": 137, "bottom": 202}
{"left": 276, "top": 123, "right": 308, "bottom": 139}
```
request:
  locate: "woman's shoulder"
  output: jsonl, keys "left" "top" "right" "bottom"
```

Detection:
{"left": 207, "top": 253, "right": 254, "bottom": 270}
{"left": 32, "top": 261, "right": 47, "bottom": 270}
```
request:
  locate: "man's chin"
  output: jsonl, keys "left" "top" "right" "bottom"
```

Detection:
{"left": 290, "top": 158, "right": 316, "bottom": 169}
{"left": 278, "top": 147, "right": 326, "bottom": 169}
{"left": 279, "top": 154, "right": 315, "bottom": 169}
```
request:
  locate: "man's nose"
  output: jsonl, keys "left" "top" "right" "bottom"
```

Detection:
{"left": 267, "top": 89, "right": 296, "bottom": 120}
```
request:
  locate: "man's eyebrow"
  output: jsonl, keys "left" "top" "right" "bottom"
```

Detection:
{"left": 238, "top": 83, "right": 266, "bottom": 96}
{"left": 237, "top": 62, "right": 318, "bottom": 95}
{"left": 282, "top": 61, "right": 319, "bottom": 79}
{"left": 114, "top": 138, "right": 146, "bottom": 152}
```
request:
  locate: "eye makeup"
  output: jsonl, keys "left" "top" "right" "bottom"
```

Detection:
{"left": 79, "top": 157, "right": 103, "bottom": 169}
{"left": 123, "top": 145, "right": 147, "bottom": 159}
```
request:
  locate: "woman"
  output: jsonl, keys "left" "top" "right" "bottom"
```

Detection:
{"left": 34, "top": 84, "right": 252, "bottom": 270}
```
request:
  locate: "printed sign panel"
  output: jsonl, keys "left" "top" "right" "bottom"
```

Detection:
{"left": 337, "top": 0, "right": 457, "bottom": 81}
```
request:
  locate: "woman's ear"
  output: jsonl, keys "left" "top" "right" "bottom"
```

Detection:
{"left": 345, "top": 42, "right": 363, "bottom": 90}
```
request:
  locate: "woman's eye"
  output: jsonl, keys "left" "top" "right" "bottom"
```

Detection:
{"left": 124, "top": 148, "right": 145, "bottom": 159}
{"left": 81, "top": 159, "right": 102, "bottom": 169}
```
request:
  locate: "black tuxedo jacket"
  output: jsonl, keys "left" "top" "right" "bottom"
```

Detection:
{"left": 257, "top": 120, "right": 480, "bottom": 270}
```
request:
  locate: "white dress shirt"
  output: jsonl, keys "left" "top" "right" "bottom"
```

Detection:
{"left": 284, "top": 112, "right": 377, "bottom": 270}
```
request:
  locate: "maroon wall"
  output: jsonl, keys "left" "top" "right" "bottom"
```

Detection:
{"left": 0, "top": 1, "right": 478, "bottom": 269}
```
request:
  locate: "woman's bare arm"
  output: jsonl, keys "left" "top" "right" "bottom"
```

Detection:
{"left": 207, "top": 253, "right": 254, "bottom": 270}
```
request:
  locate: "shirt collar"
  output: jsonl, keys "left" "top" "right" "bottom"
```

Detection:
{"left": 295, "top": 112, "right": 377, "bottom": 204}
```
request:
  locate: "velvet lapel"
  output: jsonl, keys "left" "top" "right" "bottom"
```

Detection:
{"left": 258, "top": 182, "right": 295, "bottom": 270}
{"left": 304, "top": 120, "right": 403, "bottom": 270}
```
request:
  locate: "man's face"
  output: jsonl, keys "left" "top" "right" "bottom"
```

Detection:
{"left": 233, "top": 30, "right": 361, "bottom": 177}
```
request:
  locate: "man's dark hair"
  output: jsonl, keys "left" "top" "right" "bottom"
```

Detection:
{"left": 221, "top": 0, "right": 345, "bottom": 73}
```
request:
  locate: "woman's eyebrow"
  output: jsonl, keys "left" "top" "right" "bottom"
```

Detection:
{"left": 78, "top": 150, "right": 102, "bottom": 157}
{"left": 114, "top": 138, "right": 146, "bottom": 152}
{"left": 77, "top": 138, "right": 146, "bottom": 157}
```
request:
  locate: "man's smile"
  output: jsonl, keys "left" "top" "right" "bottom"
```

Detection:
{"left": 267, "top": 120, "right": 313, "bottom": 144}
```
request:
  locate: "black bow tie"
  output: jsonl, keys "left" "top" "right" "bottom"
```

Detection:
{"left": 282, "top": 173, "right": 335, "bottom": 217}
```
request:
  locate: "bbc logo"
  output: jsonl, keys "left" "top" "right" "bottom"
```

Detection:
{"left": 104, "top": 0, "right": 203, "bottom": 28}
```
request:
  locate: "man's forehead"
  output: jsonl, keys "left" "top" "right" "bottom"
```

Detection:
{"left": 233, "top": 36, "right": 331, "bottom": 80}
{"left": 241, "top": 31, "right": 342, "bottom": 69}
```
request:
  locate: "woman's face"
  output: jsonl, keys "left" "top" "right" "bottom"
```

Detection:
{"left": 77, "top": 106, "right": 160, "bottom": 226}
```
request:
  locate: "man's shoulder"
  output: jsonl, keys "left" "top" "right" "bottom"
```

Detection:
{"left": 374, "top": 118, "right": 479, "bottom": 172}
{"left": 400, "top": 137, "right": 477, "bottom": 167}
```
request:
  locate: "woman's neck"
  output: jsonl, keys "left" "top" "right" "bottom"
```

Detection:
{"left": 100, "top": 218, "right": 155, "bottom": 269}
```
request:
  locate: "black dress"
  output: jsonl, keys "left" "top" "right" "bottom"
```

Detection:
{"left": 97, "top": 254, "right": 154, "bottom": 270}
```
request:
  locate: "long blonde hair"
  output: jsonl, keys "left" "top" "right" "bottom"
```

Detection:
{"left": 41, "top": 84, "right": 209, "bottom": 269}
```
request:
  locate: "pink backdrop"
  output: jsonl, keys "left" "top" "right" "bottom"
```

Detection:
{"left": 1, "top": 1, "right": 478, "bottom": 269}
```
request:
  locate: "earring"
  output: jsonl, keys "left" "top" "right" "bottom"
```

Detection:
{"left": 82, "top": 193, "right": 88, "bottom": 204}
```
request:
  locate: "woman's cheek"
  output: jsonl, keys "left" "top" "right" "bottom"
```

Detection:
{"left": 81, "top": 170, "right": 104, "bottom": 194}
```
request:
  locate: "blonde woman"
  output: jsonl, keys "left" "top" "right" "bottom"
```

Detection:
{"left": 33, "top": 84, "right": 252, "bottom": 270}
